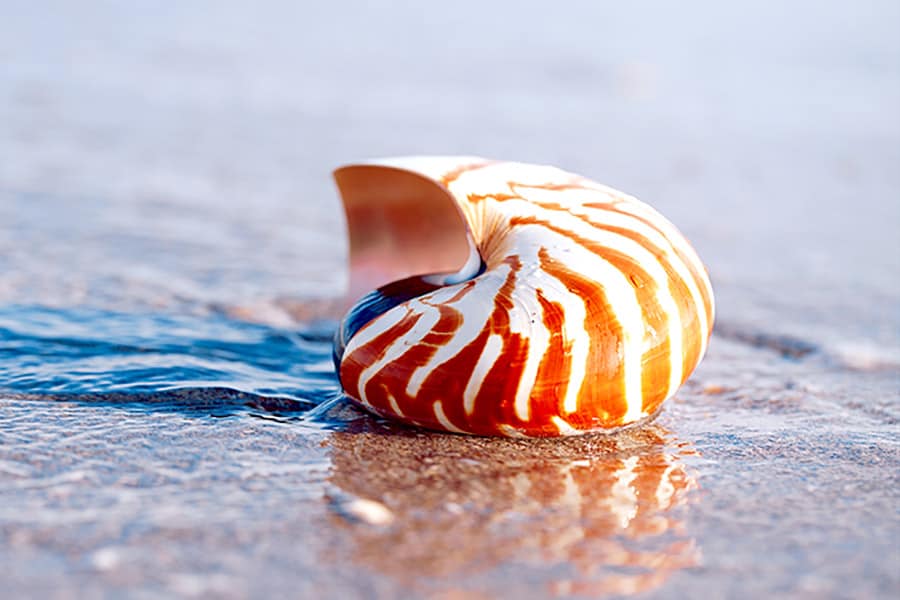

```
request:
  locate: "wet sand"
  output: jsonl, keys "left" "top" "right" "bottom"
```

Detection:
{"left": 2, "top": 1, "right": 899, "bottom": 598}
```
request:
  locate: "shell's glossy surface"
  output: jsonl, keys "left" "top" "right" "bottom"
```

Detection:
{"left": 334, "top": 157, "right": 715, "bottom": 437}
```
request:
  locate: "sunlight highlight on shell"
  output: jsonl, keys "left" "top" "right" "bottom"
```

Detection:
{"left": 332, "top": 157, "right": 715, "bottom": 437}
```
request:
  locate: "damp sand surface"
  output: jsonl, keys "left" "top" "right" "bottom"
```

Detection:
{"left": 2, "top": 2, "right": 899, "bottom": 598}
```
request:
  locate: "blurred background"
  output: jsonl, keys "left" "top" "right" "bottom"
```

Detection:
{"left": 1, "top": 0, "right": 897, "bottom": 354}
{"left": 1, "top": 2, "right": 899, "bottom": 598}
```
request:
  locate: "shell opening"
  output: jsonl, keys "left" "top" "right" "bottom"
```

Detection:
{"left": 333, "top": 164, "right": 481, "bottom": 304}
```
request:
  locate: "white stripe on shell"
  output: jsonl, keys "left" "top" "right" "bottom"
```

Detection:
{"left": 351, "top": 300, "right": 440, "bottom": 406}
{"left": 511, "top": 185, "right": 702, "bottom": 396}
{"left": 433, "top": 401, "right": 466, "bottom": 434}
{"left": 405, "top": 272, "right": 507, "bottom": 398}
{"left": 341, "top": 303, "right": 408, "bottom": 360}
{"left": 503, "top": 202, "right": 679, "bottom": 422}
{"left": 490, "top": 176, "right": 712, "bottom": 378}
{"left": 385, "top": 390, "right": 405, "bottom": 418}
{"left": 463, "top": 333, "right": 505, "bottom": 416}
{"left": 551, "top": 416, "right": 581, "bottom": 435}
{"left": 519, "top": 227, "right": 646, "bottom": 422}
{"left": 518, "top": 251, "right": 590, "bottom": 416}
{"left": 599, "top": 197, "right": 714, "bottom": 361}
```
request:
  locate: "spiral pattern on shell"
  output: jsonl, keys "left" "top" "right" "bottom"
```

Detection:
{"left": 332, "top": 157, "right": 714, "bottom": 437}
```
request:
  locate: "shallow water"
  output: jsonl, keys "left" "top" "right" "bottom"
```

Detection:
{"left": 2, "top": 325, "right": 897, "bottom": 598}
{"left": 2, "top": 1, "right": 900, "bottom": 598}
{"left": 0, "top": 305, "right": 337, "bottom": 400}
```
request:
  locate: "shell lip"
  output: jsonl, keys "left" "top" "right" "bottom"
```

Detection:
{"left": 333, "top": 161, "right": 482, "bottom": 304}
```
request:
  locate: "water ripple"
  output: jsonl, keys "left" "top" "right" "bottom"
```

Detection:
{"left": 0, "top": 305, "right": 340, "bottom": 406}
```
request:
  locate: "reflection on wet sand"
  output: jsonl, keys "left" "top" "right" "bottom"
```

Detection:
{"left": 326, "top": 422, "right": 699, "bottom": 597}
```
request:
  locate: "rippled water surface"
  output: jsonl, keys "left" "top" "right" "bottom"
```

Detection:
{"left": 0, "top": 305, "right": 337, "bottom": 400}
{"left": 2, "top": 1, "right": 899, "bottom": 598}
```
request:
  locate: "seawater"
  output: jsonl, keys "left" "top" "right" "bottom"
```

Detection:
{"left": 0, "top": 305, "right": 340, "bottom": 409}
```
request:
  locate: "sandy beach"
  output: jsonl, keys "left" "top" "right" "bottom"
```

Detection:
{"left": 1, "top": 1, "right": 898, "bottom": 598}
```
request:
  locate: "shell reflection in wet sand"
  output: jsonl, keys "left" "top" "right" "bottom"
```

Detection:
{"left": 325, "top": 424, "right": 699, "bottom": 597}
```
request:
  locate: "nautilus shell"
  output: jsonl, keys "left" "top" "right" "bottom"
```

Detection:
{"left": 332, "top": 157, "right": 714, "bottom": 437}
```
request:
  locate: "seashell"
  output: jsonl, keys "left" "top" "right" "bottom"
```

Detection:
{"left": 332, "top": 157, "right": 714, "bottom": 437}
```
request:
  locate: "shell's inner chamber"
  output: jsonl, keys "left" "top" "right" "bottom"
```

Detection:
{"left": 332, "top": 157, "right": 715, "bottom": 438}
{"left": 333, "top": 162, "right": 478, "bottom": 303}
